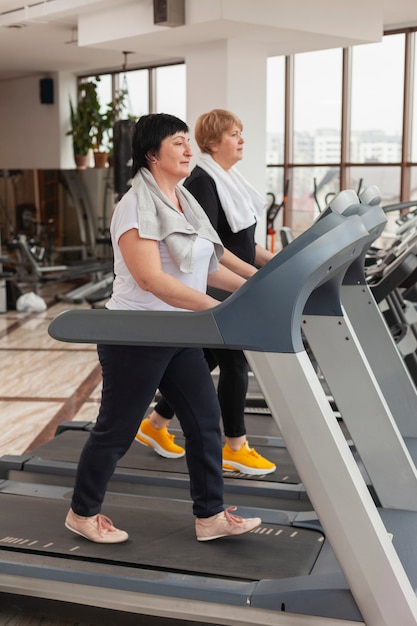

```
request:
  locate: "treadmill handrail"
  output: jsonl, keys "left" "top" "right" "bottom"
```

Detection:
{"left": 48, "top": 209, "right": 369, "bottom": 353}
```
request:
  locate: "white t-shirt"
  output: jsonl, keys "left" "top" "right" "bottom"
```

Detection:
{"left": 106, "top": 188, "right": 215, "bottom": 312}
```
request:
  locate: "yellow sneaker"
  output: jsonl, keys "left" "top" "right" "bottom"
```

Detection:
{"left": 222, "top": 441, "right": 276, "bottom": 475}
{"left": 135, "top": 416, "right": 185, "bottom": 459}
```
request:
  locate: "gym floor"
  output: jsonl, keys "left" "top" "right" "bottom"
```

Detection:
{"left": 0, "top": 283, "right": 102, "bottom": 460}
{"left": 0, "top": 281, "right": 104, "bottom": 625}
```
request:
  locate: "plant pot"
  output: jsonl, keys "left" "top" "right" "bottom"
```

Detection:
{"left": 94, "top": 151, "right": 109, "bottom": 168}
{"left": 75, "top": 154, "right": 89, "bottom": 169}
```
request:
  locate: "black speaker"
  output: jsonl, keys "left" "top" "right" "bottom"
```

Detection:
{"left": 40, "top": 78, "right": 54, "bottom": 104}
{"left": 153, "top": 0, "right": 184, "bottom": 27}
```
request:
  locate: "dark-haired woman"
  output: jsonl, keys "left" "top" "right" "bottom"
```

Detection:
{"left": 64, "top": 113, "right": 261, "bottom": 544}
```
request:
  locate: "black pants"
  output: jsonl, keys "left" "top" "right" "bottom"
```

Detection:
{"left": 155, "top": 348, "right": 249, "bottom": 438}
{"left": 71, "top": 344, "right": 224, "bottom": 519}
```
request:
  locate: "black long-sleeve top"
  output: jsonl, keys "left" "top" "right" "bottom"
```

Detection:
{"left": 184, "top": 166, "right": 257, "bottom": 265}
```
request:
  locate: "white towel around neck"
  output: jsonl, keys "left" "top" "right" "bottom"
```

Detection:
{"left": 131, "top": 167, "right": 223, "bottom": 273}
{"left": 197, "top": 153, "right": 267, "bottom": 233}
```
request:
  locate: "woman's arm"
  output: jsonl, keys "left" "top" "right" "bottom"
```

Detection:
{"left": 207, "top": 263, "right": 246, "bottom": 292}
{"left": 255, "top": 243, "right": 275, "bottom": 267}
{"left": 220, "top": 248, "right": 257, "bottom": 278}
{"left": 119, "top": 229, "right": 219, "bottom": 311}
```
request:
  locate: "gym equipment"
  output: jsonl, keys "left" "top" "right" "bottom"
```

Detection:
{"left": 278, "top": 188, "right": 417, "bottom": 499}
{"left": 2, "top": 193, "right": 417, "bottom": 624}
{"left": 113, "top": 119, "right": 136, "bottom": 201}
{"left": 5, "top": 171, "right": 114, "bottom": 301}
{"left": 312, "top": 175, "right": 363, "bottom": 214}
{"left": 301, "top": 188, "right": 417, "bottom": 510}
{"left": 266, "top": 179, "right": 289, "bottom": 252}
{"left": 339, "top": 190, "right": 417, "bottom": 444}
{"left": 284, "top": 192, "right": 417, "bottom": 386}
{"left": 364, "top": 200, "right": 417, "bottom": 383}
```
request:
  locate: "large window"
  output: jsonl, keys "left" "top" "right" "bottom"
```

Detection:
{"left": 294, "top": 48, "right": 342, "bottom": 165}
{"left": 351, "top": 34, "right": 404, "bottom": 186}
{"left": 88, "top": 29, "right": 417, "bottom": 241}
{"left": 155, "top": 64, "right": 186, "bottom": 119}
{"left": 266, "top": 29, "right": 417, "bottom": 239}
{"left": 81, "top": 63, "right": 185, "bottom": 169}
{"left": 292, "top": 48, "right": 343, "bottom": 229}
{"left": 119, "top": 69, "right": 149, "bottom": 119}
{"left": 83, "top": 62, "right": 185, "bottom": 121}
{"left": 349, "top": 35, "right": 405, "bottom": 217}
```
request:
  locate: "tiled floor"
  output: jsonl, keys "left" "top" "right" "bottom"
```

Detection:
{"left": 0, "top": 290, "right": 101, "bottom": 459}
{"left": 0, "top": 282, "right": 104, "bottom": 625}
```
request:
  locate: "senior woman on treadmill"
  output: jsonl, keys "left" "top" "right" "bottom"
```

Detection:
{"left": 64, "top": 113, "right": 261, "bottom": 544}
{"left": 137, "top": 109, "right": 276, "bottom": 475}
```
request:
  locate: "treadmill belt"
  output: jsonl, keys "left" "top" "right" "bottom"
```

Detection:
{"left": 29, "top": 430, "right": 301, "bottom": 484}
{"left": 0, "top": 493, "right": 322, "bottom": 581}
{"left": 241, "top": 413, "right": 278, "bottom": 436}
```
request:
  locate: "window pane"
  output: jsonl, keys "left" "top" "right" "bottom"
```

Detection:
{"left": 348, "top": 165, "right": 401, "bottom": 240}
{"left": 266, "top": 165, "right": 284, "bottom": 199}
{"left": 291, "top": 166, "right": 339, "bottom": 235}
{"left": 310, "top": 166, "right": 341, "bottom": 212}
{"left": 155, "top": 64, "right": 186, "bottom": 119}
{"left": 294, "top": 49, "right": 342, "bottom": 164}
{"left": 266, "top": 56, "right": 285, "bottom": 165}
{"left": 265, "top": 166, "right": 285, "bottom": 251}
{"left": 120, "top": 69, "right": 149, "bottom": 119}
{"left": 412, "top": 40, "right": 417, "bottom": 162}
{"left": 411, "top": 167, "right": 417, "bottom": 200}
{"left": 351, "top": 34, "right": 404, "bottom": 163}
{"left": 347, "top": 165, "right": 400, "bottom": 205}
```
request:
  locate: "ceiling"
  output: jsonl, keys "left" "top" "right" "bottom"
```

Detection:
{"left": 1, "top": 0, "right": 417, "bottom": 82}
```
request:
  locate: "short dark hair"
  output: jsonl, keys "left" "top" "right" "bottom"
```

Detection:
{"left": 131, "top": 113, "right": 189, "bottom": 176}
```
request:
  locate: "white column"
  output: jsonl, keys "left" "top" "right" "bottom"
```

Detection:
{"left": 185, "top": 39, "right": 268, "bottom": 244}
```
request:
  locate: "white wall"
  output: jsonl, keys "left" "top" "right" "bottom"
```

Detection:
{"left": 186, "top": 39, "right": 268, "bottom": 244}
{"left": 0, "top": 71, "right": 76, "bottom": 170}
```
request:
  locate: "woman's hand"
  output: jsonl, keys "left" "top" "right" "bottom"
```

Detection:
{"left": 207, "top": 263, "right": 246, "bottom": 293}
{"left": 255, "top": 243, "right": 275, "bottom": 266}
{"left": 220, "top": 248, "right": 257, "bottom": 278}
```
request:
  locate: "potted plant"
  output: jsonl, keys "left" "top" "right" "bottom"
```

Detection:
{"left": 66, "top": 81, "right": 97, "bottom": 168}
{"left": 90, "top": 80, "right": 129, "bottom": 168}
{"left": 67, "top": 77, "right": 130, "bottom": 169}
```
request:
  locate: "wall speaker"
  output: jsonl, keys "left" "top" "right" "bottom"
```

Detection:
{"left": 153, "top": 0, "right": 185, "bottom": 27}
{"left": 40, "top": 78, "right": 54, "bottom": 104}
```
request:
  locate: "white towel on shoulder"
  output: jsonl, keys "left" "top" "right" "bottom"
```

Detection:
{"left": 197, "top": 153, "right": 267, "bottom": 233}
{"left": 131, "top": 167, "right": 223, "bottom": 273}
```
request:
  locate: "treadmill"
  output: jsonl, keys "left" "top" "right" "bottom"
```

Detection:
{"left": 366, "top": 207, "right": 417, "bottom": 384}
{"left": 1, "top": 193, "right": 417, "bottom": 625}
{"left": 301, "top": 188, "right": 417, "bottom": 509}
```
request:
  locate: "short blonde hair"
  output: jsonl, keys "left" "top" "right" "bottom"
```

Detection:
{"left": 195, "top": 109, "right": 243, "bottom": 154}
